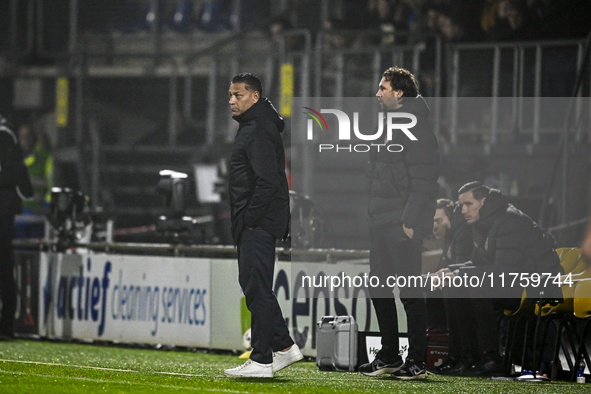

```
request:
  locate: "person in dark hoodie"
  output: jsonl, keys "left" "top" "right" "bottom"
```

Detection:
{"left": 359, "top": 67, "right": 439, "bottom": 380}
{"left": 432, "top": 199, "right": 479, "bottom": 376}
{"left": 224, "top": 73, "right": 302, "bottom": 378}
{"left": 0, "top": 115, "right": 34, "bottom": 339}
{"left": 443, "top": 181, "right": 563, "bottom": 376}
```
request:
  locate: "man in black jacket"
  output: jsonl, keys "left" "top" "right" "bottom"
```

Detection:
{"left": 450, "top": 181, "right": 563, "bottom": 375}
{"left": 223, "top": 73, "right": 302, "bottom": 378}
{"left": 0, "top": 115, "right": 34, "bottom": 339}
{"left": 359, "top": 67, "right": 439, "bottom": 380}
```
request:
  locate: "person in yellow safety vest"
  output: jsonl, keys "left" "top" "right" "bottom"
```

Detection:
{"left": 14, "top": 124, "right": 53, "bottom": 239}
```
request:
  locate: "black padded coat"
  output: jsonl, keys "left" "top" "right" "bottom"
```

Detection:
{"left": 366, "top": 95, "right": 440, "bottom": 239}
{"left": 229, "top": 98, "right": 290, "bottom": 245}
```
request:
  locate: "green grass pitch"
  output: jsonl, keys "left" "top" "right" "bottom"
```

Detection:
{"left": 0, "top": 339, "right": 587, "bottom": 393}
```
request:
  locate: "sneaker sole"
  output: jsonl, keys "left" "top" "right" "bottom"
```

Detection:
{"left": 361, "top": 366, "right": 402, "bottom": 377}
{"left": 392, "top": 372, "right": 428, "bottom": 380}
{"left": 273, "top": 352, "right": 304, "bottom": 372}
{"left": 224, "top": 371, "right": 273, "bottom": 378}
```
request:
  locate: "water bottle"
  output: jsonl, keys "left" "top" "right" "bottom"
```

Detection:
{"left": 577, "top": 357, "right": 586, "bottom": 383}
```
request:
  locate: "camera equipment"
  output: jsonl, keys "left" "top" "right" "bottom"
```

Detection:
{"left": 48, "top": 187, "right": 91, "bottom": 244}
{"left": 157, "top": 169, "right": 191, "bottom": 217}
{"left": 155, "top": 169, "right": 195, "bottom": 237}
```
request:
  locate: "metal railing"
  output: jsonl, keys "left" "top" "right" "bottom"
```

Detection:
{"left": 13, "top": 239, "right": 369, "bottom": 263}
{"left": 446, "top": 38, "right": 590, "bottom": 144}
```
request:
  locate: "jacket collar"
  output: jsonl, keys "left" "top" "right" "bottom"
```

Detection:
{"left": 474, "top": 189, "right": 508, "bottom": 233}
{"left": 232, "top": 97, "right": 284, "bottom": 132}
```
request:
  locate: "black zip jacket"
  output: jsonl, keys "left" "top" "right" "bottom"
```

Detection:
{"left": 229, "top": 98, "right": 290, "bottom": 245}
{"left": 470, "top": 189, "right": 563, "bottom": 276}
{"left": 366, "top": 95, "right": 440, "bottom": 239}
{"left": 0, "top": 123, "right": 34, "bottom": 216}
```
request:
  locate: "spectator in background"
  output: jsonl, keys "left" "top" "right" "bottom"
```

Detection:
{"left": 268, "top": 16, "right": 298, "bottom": 50}
{"left": 15, "top": 124, "right": 53, "bottom": 239}
{"left": 481, "top": 0, "right": 591, "bottom": 41}
{"left": 268, "top": 15, "right": 309, "bottom": 54}
{"left": 0, "top": 115, "right": 34, "bottom": 339}
{"left": 367, "top": 0, "right": 411, "bottom": 45}
{"left": 481, "top": 0, "right": 537, "bottom": 41}
{"left": 527, "top": 0, "right": 591, "bottom": 40}
{"left": 435, "top": 11, "right": 466, "bottom": 42}
{"left": 433, "top": 1, "right": 486, "bottom": 43}
{"left": 404, "top": 0, "right": 437, "bottom": 44}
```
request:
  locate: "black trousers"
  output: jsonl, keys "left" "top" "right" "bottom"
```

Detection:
{"left": 369, "top": 223, "right": 427, "bottom": 363}
{"left": 0, "top": 215, "right": 17, "bottom": 335}
{"left": 443, "top": 290, "right": 480, "bottom": 361}
{"left": 463, "top": 280, "right": 522, "bottom": 358}
{"left": 237, "top": 227, "right": 293, "bottom": 364}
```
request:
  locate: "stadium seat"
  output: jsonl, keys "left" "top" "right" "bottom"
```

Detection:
{"left": 196, "top": 0, "right": 269, "bottom": 32}
{"left": 532, "top": 248, "right": 591, "bottom": 379}
{"left": 500, "top": 248, "right": 582, "bottom": 376}
{"left": 501, "top": 289, "right": 535, "bottom": 376}
{"left": 111, "top": 1, "right": 144, "bottom": 33}
{"left": 142, "top": 0, "right": 166, "bottom": 31}
{"left": 170, "top": 1, "right": 197, "bottom": 32}
{"left": 537, "top": 248, "right": 587, "bottom": 318}
{"left": 197, "top": 0, "right": 232, "bottom": 32}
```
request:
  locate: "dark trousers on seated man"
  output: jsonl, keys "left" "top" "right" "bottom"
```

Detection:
{"left": 237, "top": 226, "right": 293, "bottom": 364}
{"left": 447, "top": 279, "right": 522, "bottom": 375}
{"left": 369, "top": 223, "right": 427, "bottom": 367}
{"left": 442, "top": 293, "right": 480, "bottom": 374}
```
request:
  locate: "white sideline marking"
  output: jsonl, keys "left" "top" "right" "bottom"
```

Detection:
{"left": 0, "top": 369, "right": 246, "bottom": 393}
{"left": 1, "top": 359, "right": 134, "bottom": 373}
{"left": 0, "top": 359, "right": 203, "bottom": 378}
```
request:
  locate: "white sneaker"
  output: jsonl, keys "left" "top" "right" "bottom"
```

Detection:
{"left": 224, "top": 359, "right": 273, "bottom": 378}
{"left": 272, "top": 344, "right": 304, "bottom": 372}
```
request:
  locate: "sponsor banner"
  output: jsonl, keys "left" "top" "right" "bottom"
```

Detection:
{"left": 361, "top": 334, "right": 409, "bottom": 364}
{"left": 209, "top": 259, "right": 244, "bottom": 350}
{"left": 35, "top": 252, "right": 405, "bottom": 358}
{"left": 39, "top": 253, "right": 210, "bottom": 347}
{"left": 277, "top": 261, "right": 404, "bottom": 357}
{"left": 209, "top": 259, "right": 391, "bottom": 356}
{"left": 14, "top": 251, "right": 40, "bottom": 335}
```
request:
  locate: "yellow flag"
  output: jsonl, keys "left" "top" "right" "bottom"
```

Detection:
{"left": 56, "top": 77, "right": 69, "bottom": 127}
{"left": 280, "top": 64, "right": 294, "bottom": 118}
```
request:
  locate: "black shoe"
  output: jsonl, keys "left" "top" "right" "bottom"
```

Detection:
{"left": 435, "top": 357, "right": 457, "bottom": 374}
{"left": 0, "top": 331, "right": 14, "bottom": 341}
{"left": 391, "top": 358, "right": 427, "bottom": 380}
{"left": 443, "top": 360, "right": 472, "bottom": 376}
{"left": 359, "top": 357, "right": 403, "bottom": 376}
{"left": 465, "top": 354, "right": 502, "bottom": 377}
